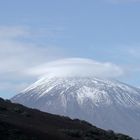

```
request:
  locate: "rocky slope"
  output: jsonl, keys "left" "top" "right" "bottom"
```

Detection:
{"left": 0, "top": 97, "right": 134, "bottom": 140}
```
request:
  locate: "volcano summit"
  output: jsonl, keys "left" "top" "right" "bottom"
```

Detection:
{"left": 12, "top": 58, "right": 140, "bottom": 138}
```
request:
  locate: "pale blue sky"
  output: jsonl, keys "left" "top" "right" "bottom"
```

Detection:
{"left": 0, "top": 0, "right": 140, "bottom": 98}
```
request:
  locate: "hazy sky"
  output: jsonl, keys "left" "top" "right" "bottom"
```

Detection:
{"left": 0, "top": 0, "right": 140, "bottom": 98}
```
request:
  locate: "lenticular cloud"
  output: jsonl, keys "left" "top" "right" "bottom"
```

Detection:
{"left": 27, "top": 58, "right": 123, "bottom": 79}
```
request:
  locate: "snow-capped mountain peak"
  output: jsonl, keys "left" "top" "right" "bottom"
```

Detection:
{"left": 11, "top": 58, "right": 140, "bottom": 139}
{"left": 12, "top": 76, "right": 140, "bottom": 138}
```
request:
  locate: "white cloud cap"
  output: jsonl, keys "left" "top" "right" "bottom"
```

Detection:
{"left": 27, "top": 58, "right": 124, "bottom": 79}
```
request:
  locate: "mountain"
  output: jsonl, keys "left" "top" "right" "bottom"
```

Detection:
{"left": 11, "top": 76, "right": 140, "bottom": 139}
{"left": 0, "top": 97, "right": 134, "bottom": 140}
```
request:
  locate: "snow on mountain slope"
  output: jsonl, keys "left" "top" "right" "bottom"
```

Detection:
{"left": 12, "top": 76, "right": 140, "bottom": 138}
{"left": 11, "top": 58, "right": 140, "bottom": 138}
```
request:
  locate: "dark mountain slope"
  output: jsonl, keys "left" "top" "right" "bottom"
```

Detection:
{"left": 0, "top": 97, "right": 133, "bottom": 140}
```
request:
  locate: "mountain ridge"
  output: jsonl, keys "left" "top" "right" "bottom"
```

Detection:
{"left": 12, "top": 76, "right": 140, "bottom": 138}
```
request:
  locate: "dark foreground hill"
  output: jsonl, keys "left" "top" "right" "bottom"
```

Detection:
{"left": 0, "top": 97, "right": 133, "bottom": 140}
